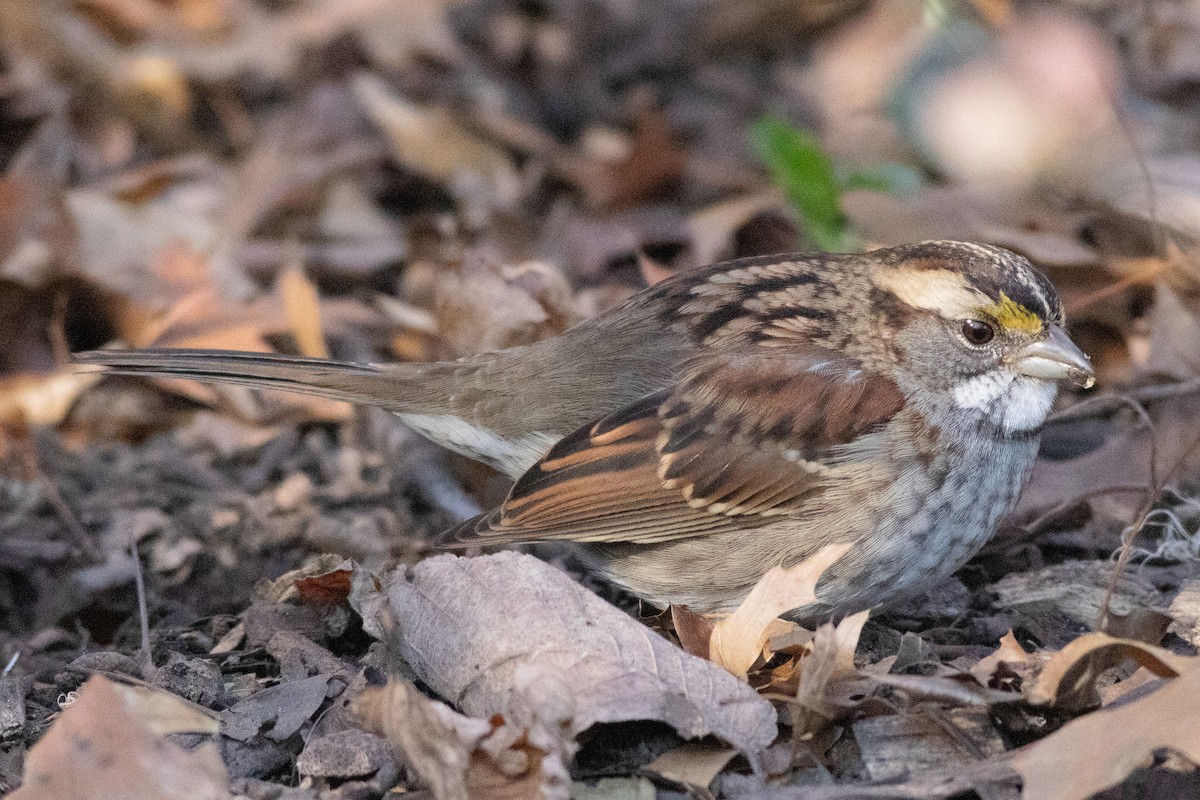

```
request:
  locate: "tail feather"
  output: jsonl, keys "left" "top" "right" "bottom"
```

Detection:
{"left": 72, "top": 348, "right": 419, "bottom": 410}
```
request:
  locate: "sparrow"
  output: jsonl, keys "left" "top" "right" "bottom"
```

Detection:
{"left": 74, "top": 241, "right": 1094, "bottom": 623}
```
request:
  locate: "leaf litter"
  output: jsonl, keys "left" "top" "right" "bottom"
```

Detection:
{"left": 3, "top": 0, "right": 1200, "bottom": 798}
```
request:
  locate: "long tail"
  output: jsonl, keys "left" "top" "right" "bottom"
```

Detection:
{"left": 72, "top": 348, "right": 426, "bottom": 411}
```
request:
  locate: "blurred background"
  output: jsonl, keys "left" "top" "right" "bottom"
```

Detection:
{"left": 0, "top": 0, "right": 1197, "bottom": 433}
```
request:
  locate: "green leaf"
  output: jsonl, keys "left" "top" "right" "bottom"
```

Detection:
{"left": 750, "top": 116, "right": 853, "bottom": 251}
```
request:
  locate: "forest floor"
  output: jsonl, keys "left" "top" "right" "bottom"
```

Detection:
{"left": 3, "top": 1, "right": 1200, "bottom": 798}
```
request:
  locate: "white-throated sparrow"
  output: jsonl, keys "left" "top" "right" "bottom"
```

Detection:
{"left": 75, "top": 241, "right": 1094, "bottom": 622}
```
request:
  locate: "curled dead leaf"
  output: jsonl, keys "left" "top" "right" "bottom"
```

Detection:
{"left": 353, "top": 676, "right": 573, "bottom": 800}
{"left": 708, "top": 542, "right": 853, "bottom": 679}
{"left": 970, "top": 630, "right": 1041, "bottom": 689}
{"left": 1012, "top": 664, "right": 1200, "bottom": 800}
{"left": 788, "top": 610, "right": 870, "bottom": 737}
{"left": 1025, "top": 631, "right": 1197, "bottom": 709}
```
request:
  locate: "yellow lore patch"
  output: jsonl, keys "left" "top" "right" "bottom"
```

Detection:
{"left": 985, "top": 293, "right": 1042, "bottom": 334}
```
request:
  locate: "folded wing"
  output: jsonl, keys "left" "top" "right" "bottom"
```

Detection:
{"left": 442, "top": 347, "right": 905, "bottom": 546}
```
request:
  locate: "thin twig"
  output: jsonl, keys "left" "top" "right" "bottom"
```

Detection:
{"left": 17, "top": 442, "right": 102, "bottom": 562}
{"left": 1048, "top": 378, "right": 1200, "bottom": 424}
{"left": 129, "top": 529, "right": 155, "bottom": 679}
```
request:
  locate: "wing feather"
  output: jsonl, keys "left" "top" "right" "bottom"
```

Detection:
{"left": 439, "top": 348, "right": 905, "bottom": 548}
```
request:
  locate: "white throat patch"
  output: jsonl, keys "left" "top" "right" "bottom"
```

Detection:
{"left": 953, "top": 371, "right": 1057, "bottom": 434}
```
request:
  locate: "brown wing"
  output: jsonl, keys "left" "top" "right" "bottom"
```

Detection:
{"left": 440, "top": 347, "right": 905, "bottom": 547}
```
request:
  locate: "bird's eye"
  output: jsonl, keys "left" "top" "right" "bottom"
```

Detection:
{"left": 961, "top": 319, "right": 995, "bottom": 345}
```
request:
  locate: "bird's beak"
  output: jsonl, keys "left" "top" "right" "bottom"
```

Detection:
{"left": 1010, "top": 326, "right": 1095, "bottom": 388}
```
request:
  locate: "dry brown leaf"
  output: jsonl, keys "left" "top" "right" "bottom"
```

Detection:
{"left": 687, "top": 189, "right": 787, "bottom": 266}
{"left": 0, "top": 2, "right": 193, "bottom": 141}
{"left": 433, "top": 251, "right": 579, "bottom": 356}
{"left": 1012, "top": 664, "right": 1200, "bottom": 800}
{"left": 791, "top": 610, "right": 870, "bottom": 730}
{"left": 1148, "top": 246, "right": 1200, "bottom": 380}
{"left": 596, "top": 106, "right": 687, "bottom": 210}
{"left": 971, "top": 0, "right": 1014, "bottom": 28}
{"left": 1025, "top": 631, "right": 1197, "bottom": 709}
{"left": 354, "top": 676, "right": 572, "bottom": 800}
{"left": 10, "top": 675, "right": 229, "bottom": 800}
{"left": 750, "top": 619, "right": 814, "bottom": 694}
{"left": 259, "top": 555, "right": 354, "bottom": 605}
{"left": 278, "top": 262, "right": 329, "bottom": 358}
{"left": 843, "top": 185, "right": 1099, "bottom": 268}
{"left": 294, "top": 567, "right": 354, "bottom": 608}
{"left": 108, "top": 679, "right": 220, "bottom": 737}
{"left": 65, "top": 187, "right": 220, "bottom": 306}
{"left": 970, "top": 630, "right": 1041, "bottom": 688}
{"left": 642, "top": 742, "right": 737, "bottom": 791}
{"left": 708, "top": 542, "right": 853, "bottom": 679}
{"left": 669, "top": 604, "right": 715, "bottom": 660}
{"left": 111, "top": 245, "right": 351, "bottom": 422}
{"left": 354, "top": 73, "right": 519, "bottom": 223}
{"left": 348, "top": 553, "right": 777, "bottom": 761}
{"left": 1017, "top": 391, "right": 1200, "bottom": 525}
{"left": 636, "top": 251, "right": 676, "bottom": 287}
{"left": 0, "top": 370, "right": 101, "bottom": 427}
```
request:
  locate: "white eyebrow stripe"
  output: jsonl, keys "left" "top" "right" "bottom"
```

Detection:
{"left": 873, "top": 268, "right": 985, "bottom": 319}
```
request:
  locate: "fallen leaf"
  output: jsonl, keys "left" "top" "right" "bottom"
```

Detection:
{"left": 642, "top": 742, "right": 737, "bottom": 790}
{"left": 751, "top": 618, "right": 814, "bottom": 694}
{"left": 989, "top": 560, "right": 1170, "bottom": 644}
{"left": 354, "top": 73, "right": 520, "bottom": 224}
{"left": 432, "top": 249, "right": 580, "bottom": 356}
{"left": 10, "top": 675, "right": 229, "bottom": 800}
{"left": 969, "top": 630, "right": 1041, "bottom": 688}
{"left": 1025, "top": 631, "right": 1196, "bottom": 709}
{"left": 791, "top": 610, "right": 870, "bottom": 732}
{"left": 1012, "top": 663, "right": 1200, "bottom": 800}
{"left": 349, "top": 553, "right": 777, "bottom": 762}
{"left": 219, "top": 673, "right": 333, "bottom": 742}
{"left": 1017, "top": 391, "right": 1200, "bottom": 528}
{"left": 593, "top": 106, "right": 687, "bottom": 210}
{"left": 669, "top": 605, "right": 715, "bottom": 659}
{"left": 354, "top": 675, "right": 572, "bottom": 800}
{"left": 636, "top": 251, "right": 676, "bottom": 287}
{"left": 842, "top": 184, "right": 1099, "bottom": 267}
{"left": 295, "top": 568, "right": 354, "bottom": 608}
{"left": 0, "top": 370, "right": 100, "bottom": 427}
{"left": 708, "top": 542, "right": 853, "bottom": 678}
{"left": 278, "top": 263, "right": 329, "bottom": 358}
{"left": 65, "top": 187, "right": 220, "bottom": 306}
{"left": 108, "top": 679, "right": 220, "bottom": 736}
